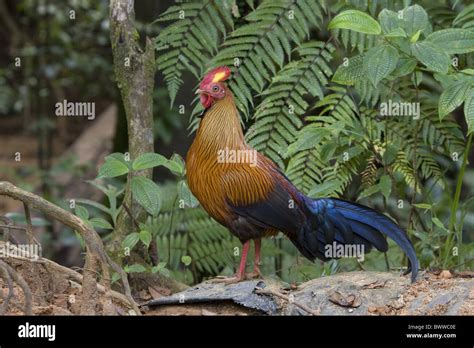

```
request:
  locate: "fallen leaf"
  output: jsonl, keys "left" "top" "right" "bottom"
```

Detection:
{"left": 328, "top": 290, "right": 362, "bottom": 308}
{"left": 361, "top": 280, "right": 388, "bottom": 289}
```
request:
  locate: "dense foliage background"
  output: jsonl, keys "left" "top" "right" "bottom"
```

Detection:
{"left": 145, "top": 0, "right": 474, "bottom": 284}
{"left": 1, "top": 0, "right": 473, "bottom": 287}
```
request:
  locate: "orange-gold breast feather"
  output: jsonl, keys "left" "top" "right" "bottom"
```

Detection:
{"left": 186, "top": 90, "right": 280, "bottom": 229}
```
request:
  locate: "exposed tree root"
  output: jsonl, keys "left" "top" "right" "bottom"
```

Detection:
{"left": 0, "top": 181, "right": 140, "bottom": 315}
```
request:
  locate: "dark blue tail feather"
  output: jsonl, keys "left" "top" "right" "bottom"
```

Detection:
{"left": 297, "top": 197, "right": 419, "bottom": 282}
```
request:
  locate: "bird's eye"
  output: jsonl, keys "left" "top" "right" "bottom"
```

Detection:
{"left": 212, "top": 85, "right": 220, "bottom": 93}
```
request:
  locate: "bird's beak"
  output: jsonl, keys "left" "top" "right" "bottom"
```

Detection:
{"left": 195, "top": 88, "right": 204, "bottom": 95}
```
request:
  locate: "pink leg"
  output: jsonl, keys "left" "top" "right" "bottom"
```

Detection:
{"left": 210, "top": 241, "right": 249, "bottom": 284}
{"left": 245, "top": 239, "right": 263, "bottom": 279}
{"left": 236, "top": 241, "right": 250, "bottom": 279}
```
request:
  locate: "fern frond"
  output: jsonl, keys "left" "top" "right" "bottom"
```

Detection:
{"left": 453, "top": 3, "right": 474, "bottom": 30}
{"left": 392, "top": 150, "right": 418, "bottom": 191}
{"left": 155, "top": 1, "right": 233, "bottom": 106}
{"left": 286, "top": 86, "right": 362, "bottom": 196}
{"left": 361, "top": 155, "right": 378, "bottom": 188}
{"left": 246, "top": 40, "right": 335, "bottom": 167}
{"left": 286, "top": 148, "right": 327, "bottom": 194}
{"left": 210, "top": 0, "right": 325, "bottom": 117}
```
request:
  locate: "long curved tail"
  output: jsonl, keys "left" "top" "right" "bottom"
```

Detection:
{"left": 292, "top": 197, "right": 419, "bottom": 282}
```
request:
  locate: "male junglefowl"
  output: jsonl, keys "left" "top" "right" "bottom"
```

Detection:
{"left": 186, "top": 66, "right": 419, "bottom": 284}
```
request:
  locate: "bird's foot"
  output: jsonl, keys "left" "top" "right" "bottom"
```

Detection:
{"left": 209, "top": 274, "right": 244, "bottom": 285}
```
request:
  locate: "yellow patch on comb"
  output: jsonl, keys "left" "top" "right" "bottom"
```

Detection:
{"left": 212, "top": 71, "right": 227, "bottom": 83}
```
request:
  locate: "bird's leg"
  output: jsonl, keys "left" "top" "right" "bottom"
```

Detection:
{"left": 211, "top": 241, "right": 250, "bottom": 284}
{"left": 245, "top": 238, "right": 262, "bottom": 279}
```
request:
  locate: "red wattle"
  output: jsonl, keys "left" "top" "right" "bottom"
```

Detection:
{"left": 200, "top": 94, "right": 213, "bottom": 109}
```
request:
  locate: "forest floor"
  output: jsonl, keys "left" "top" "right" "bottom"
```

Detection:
{"left": 1, "top": 250, "right": 472, "bottom": 316}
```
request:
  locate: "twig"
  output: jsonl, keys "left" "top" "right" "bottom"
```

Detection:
{"left": 23, "top": 203, "right": 34, "bottom": 245}
{"left": 255, "top": 287, "right": 320, "bottom": 315}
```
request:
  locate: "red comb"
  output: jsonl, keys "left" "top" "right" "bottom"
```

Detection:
{"left": 200, "top": 66, "right": 231, "bottom": 86}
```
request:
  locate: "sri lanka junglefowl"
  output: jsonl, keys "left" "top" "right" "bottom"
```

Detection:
{"left": 186, "top": 66, "right": 419, "bottom": 284}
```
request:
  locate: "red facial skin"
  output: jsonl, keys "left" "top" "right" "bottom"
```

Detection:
{"left": 199, "top": 83, "right": 226, "bottom": 109}
{"left": 198, "top": 66, "right": 231, "bottom": 109}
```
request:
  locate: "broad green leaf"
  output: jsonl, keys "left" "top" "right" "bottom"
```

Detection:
{"left": 131, "top": 177, "right": 162, "bottom": 216}
{"left": 111, "top": 272, "right": 120, "bottom": 284}
{"left": 379, "top": 175, "right": 392, "bottom": 200}
{"left": 328, "top": 10, "right": 381, "bottom": 35}
{"left": 464, "top": 88, "right": 474, "bottom": 134}
{"left": 139, "top": 229, "right": 152, "bottom": 247}
{"left": 358, "top": 185, "right": 380, "bottom": 199}
{"left": 107, "top": 152, "right": 131, "bottom": 169}
{"left": 286, "top": 126, "right": 331, "bottom": 155}
{"left": 401, "top": 5, "right": 429, "bottom": 37}
{"left": 438, "top": 80, "right": 471, "bottom": 119}
{"left": 165, "top": 154, "right": 185, "bottom": 176}
{"left": 152, "top": 262, "right": 170, "bottom": 276}
{"left": 411, "top": 41, "right": 450, "bottom": 73}
{"left": 132, "top": 153, "right": 167, "bottom": 171}
{"left": 178, "top": 180, "right": 199, "bottom": 208}
{"left": 364, "top": 45, "right": 399, "bottom": 86}
{"left": 181, "top": 255, "right": 192, "bottom": 266}
{"left": 90, "top": 217, "right": 113, "bottom": 230}
{"left": 426, "top": 29, "right": 474, "bottom": 54}
{"left": 97, "top": 157, "right": 129, "bottom": 178}
{"left": 332, "top": 55, "right": 364, "bottom": 85}
{"left": 151, "top": 262, "right": 167, "bottom": 274}
{"left": 384, "top": 28, "right": 407, "bottom": 38}
{"left": 308, "top": 180, "right": 342, "bottom": 198}
{"left": 382, "top": 144, "right": 398, "bottom": 165}
{"left": 125, "top": 264, "right": 147, "bottom": 273}
{"left": 378, "top": 9, "right": 403, "bottom": 34}
{"left": 391, "top": 57, "right": 417, "bottom": 78}
{"left": 75, "top": 205, "right": 89, "bottom": 221}
{"left": 76, "top": 198, "right": 110, "bottom": 215}
{"left": 122, "top": 232, "right": 140, "bottom": 250}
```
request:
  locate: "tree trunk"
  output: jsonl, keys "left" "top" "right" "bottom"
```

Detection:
{"left": 108, "top": 0, "right": 155, "bottom": 261}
